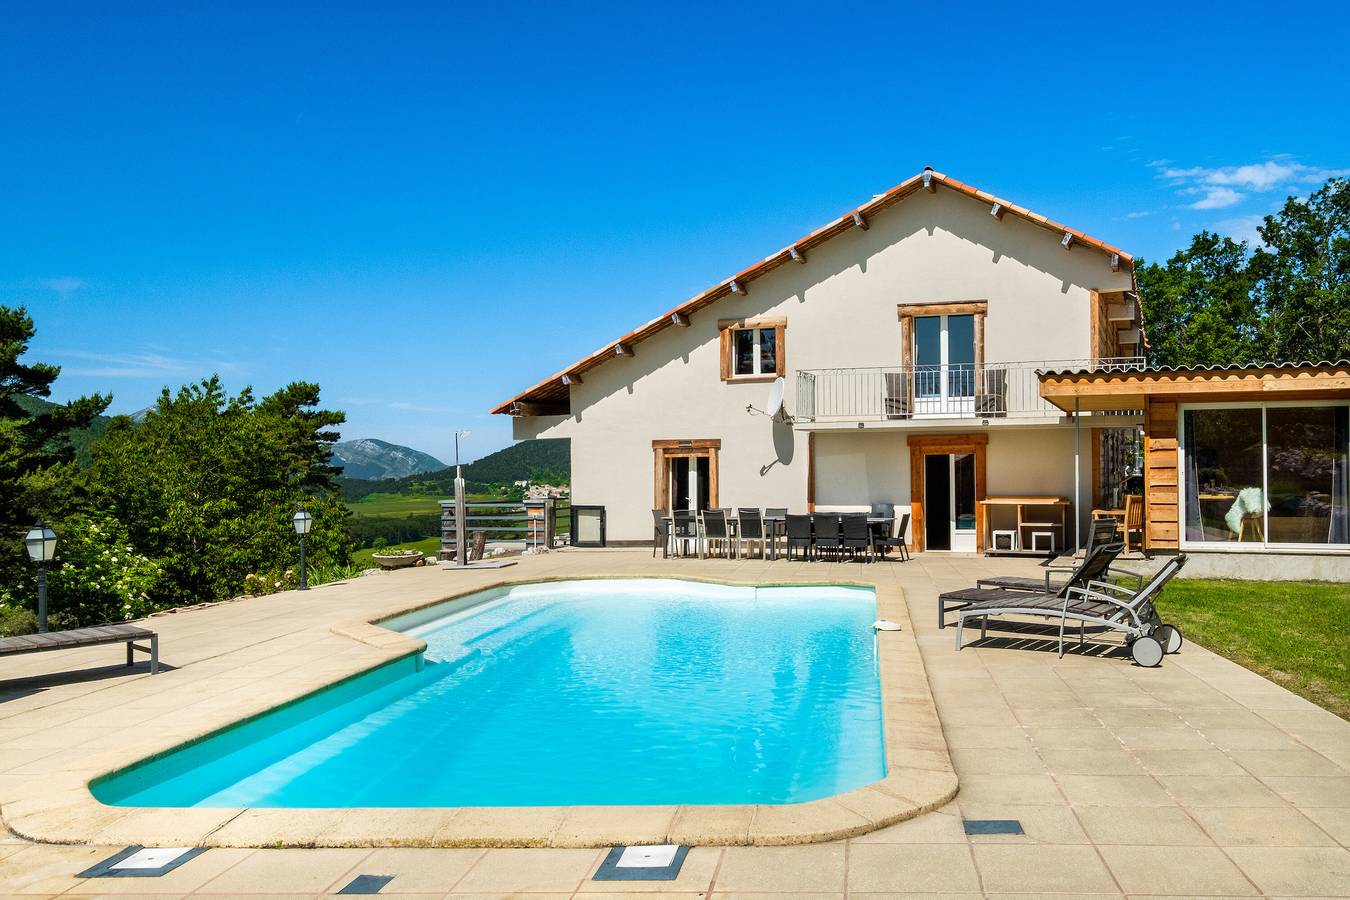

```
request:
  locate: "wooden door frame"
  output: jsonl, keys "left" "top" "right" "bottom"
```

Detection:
{"left": 653, "top": 439, "right": 721, "bottom": 513}
{"left": 906, "top": 433, "right": 988, "bottom": 552}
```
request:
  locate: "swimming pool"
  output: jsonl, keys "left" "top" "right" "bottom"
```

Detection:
{"left": 94, "top": 579, "right": 885, "bottom": 808}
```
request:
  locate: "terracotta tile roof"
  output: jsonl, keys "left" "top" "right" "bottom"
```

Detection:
{"left": 1039, "top": 360, "right": 1350, "bottom": 377}
{"left": 494, "top": 168, "right": 1135, "bottom": 414}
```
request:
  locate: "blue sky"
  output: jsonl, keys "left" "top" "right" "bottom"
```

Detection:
{"left": 5, "top": 2, "right": 1348, "bottom": 462}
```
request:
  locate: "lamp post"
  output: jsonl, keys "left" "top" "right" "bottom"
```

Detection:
{"left": 23, "top": 521, "right": 58, "bottom": 633}
{"left": 454, "top": 430, "right": 470, "bottom": 566}
{"left": 292, "top": 509, "right": 313, "bottom": 590}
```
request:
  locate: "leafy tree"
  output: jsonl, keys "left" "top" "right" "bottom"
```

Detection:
{"left": 0, "top": 306, "right": 109, "bottom": 529}
{"left": 0, "top": 306, "right": 109, "bottom": 621}
{"left": 1134, "top": 232, "right": 1258, "bottom": 368}
{"left": 88, "top": 377, "right": 353, "bottom": 605}
{"left": 1249, "top": 177, "right": 1350, "bottom": 361}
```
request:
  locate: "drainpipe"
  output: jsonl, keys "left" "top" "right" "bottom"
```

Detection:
{"left": 1074, "top": 397, "right": 1082, "bottom": 552}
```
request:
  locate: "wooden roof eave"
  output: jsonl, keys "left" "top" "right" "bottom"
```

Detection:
{"left": 1037, "top": 365, "right": 1350, "bottom": 413}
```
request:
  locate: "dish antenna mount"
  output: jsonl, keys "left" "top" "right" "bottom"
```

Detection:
{"left": 746, "top": 376, "right": 792, "bottom": 423}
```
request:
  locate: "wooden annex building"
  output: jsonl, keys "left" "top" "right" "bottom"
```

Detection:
{"left": 1039, "top": 361, "right": 1350, "bottom": 579}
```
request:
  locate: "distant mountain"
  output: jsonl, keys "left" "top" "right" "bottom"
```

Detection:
{"left": 14, "top": 395, "right": 113, "bottom": 466}
{"left": 331, "top": 439, "right": 447, "bottom": 480}
{"left": 338, "top": 438, "right": 569, "bottom": 500}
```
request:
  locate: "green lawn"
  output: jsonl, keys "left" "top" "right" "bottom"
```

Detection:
{"left": 1157, "top": 578, "right": 1350, "bottom": 720}
{"left": 353, "top": 536, "right": 442, "bottom": 566}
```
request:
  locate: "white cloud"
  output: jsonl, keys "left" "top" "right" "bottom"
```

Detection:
{"left": 1189, "top": 187, "right": 1244, "bottom": 210}
{"left": 1158, "top": 156, "right": 1350, "bottom": 209}
{"left": 1122, "top": 210, "right": 1152, "bottom": 219}
{"left": 41, "top": 276, "right": 87, "bottom": 296}
{"left": 1216, "top": 214, "right": 1267, "bottom": 247}
{"left": 59, "top": 348, "right": 243, "bottom": 379}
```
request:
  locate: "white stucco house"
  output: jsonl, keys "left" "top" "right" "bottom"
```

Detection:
{"left": 494, "top": 168, "right": 1349, "bottom": 577}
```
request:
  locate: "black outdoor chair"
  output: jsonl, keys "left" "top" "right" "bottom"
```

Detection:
{"left": 737, "top": 508, "right": 767, "bottom": 559}
{"left": 841, "top": 513, "right": 874, "bottom": 562}
{"left": 874, "top": 512, "right": 912, "bottom": 562}
{"left": 785, "top": 514, "right": 813, "bottom": 561}
{"left": 765, "top": 507, "right": 788, "bottom": 557}
{"left": 699, "top": 508, "right": 731, "bottom": 559}
{"left": 812, "top": 513, "right": 842, "bottom": 561}
{"left": 672, "top": 509, "right": 699, "bottom": 557}
{"left": 652, "top": 508, "right": 671, "bottom": 558}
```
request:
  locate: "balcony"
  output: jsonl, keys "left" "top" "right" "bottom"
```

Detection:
{"left": 794, "top": 358, "right": 1144, "bottom": 424}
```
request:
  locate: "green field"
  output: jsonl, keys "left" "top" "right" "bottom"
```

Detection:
{"left": 1157, "top": 578, "right": 1350, "bottom": 720}
{"left": 345, "top": 492, "right": 445, "bottom": 516}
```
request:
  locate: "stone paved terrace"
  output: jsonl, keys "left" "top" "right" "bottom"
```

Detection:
{"left": 1, "top": 549, "right": 1349, "bottom": 898}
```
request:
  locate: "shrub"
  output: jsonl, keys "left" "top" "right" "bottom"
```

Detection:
{"left": 0, "top": 606, "right": 37, "bottom": 637}
{"left": 45, "top": 513, "right": 163, "bottom": 625}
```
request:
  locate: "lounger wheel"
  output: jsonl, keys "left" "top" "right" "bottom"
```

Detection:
{"left": 1154, "top": 623, "right": 1184, "bottom": 654}
{"left": 1130, "top": 635, "right": 1164, "bottom": 667}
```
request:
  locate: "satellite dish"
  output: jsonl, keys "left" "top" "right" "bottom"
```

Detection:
{"left": 766, "top": 377, "right": 785, "bottom": 417}
{"left": 746, "top": 376, "right": 791, "bottom": 422}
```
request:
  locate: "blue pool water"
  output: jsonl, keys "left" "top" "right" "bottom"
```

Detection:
{"left": 94, "top": 579, "right": 884, "bottom": 807}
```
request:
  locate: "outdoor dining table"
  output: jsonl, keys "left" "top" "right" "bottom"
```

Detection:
{"left": 663, "top": 514, "right": 892, "bottom": 561}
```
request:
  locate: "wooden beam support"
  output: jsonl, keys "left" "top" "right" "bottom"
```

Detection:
{"left": 511, "top": 401, "right": 569, "bottom": 417}
{"left": 789, "top": 246, "right": 806, "bottom": 264}
{"left": 922, "top": 168, "right": 935, "bottom": 192}
{"left": 1107, "top": 299, "right": 1135, "bottom": 323}
{"left": 1061, "top": 231, "right": 1075, "bottom": 250}
{"left": 1110, "top": 252, "right": 1121, "bottom": 272}
{"left": 614, "top": 342, "right": 632, "bottom": 357}
{"left": 670, "top": 312, "right": 690, "bottom": 327}
{"left": 990, "top": 202, "right": 1004, "bottom": 220}
{"left": 561, "top": 373, "right": 582, "bottom": 385}
{"left": 852, "top": 211, "right": 868, "bottom": 230}
{"left": 729, "top": 279, "right": 746, "bottom": 295}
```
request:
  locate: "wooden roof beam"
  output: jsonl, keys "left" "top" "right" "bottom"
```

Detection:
{"left": 789, "top": 246, "right": 806, "bottom": 264}
{"left": 729, "top": 279, "right": 746, "bottom": 295}
{"left": 852, "top": 211, "right": 868, "bottom": 230}
{"left": 561, "top": 373, "right": 582, "bottom": 385}
{"left": 615, "top": 342, "right": 632, "bottom": 357}
{"left": 670, "top": 312, "right": 690, "bottom": 327}
{"left": 990, "top": 202, "right": 1004, "bottom": 220}
{"left": 922, "top": 167, "right": 935, "bottom": 192}
{"left": 1061, "top": 231, "right": 1075, "bottom": 250}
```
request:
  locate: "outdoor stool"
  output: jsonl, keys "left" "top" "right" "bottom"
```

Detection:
{"left": 992, "top": 529, "right": 1017, "bottom": 551}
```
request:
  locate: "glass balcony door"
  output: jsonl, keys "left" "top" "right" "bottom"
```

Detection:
{"left": 913, "top": 314, "right": 975, "bottom": 417}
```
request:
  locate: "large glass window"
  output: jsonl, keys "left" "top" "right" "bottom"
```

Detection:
{"left": 913, "top": 314, "right": 974, "bottom": 402}
{"left": 1267, "top": 406, "right": 1349, "bottom": 544}
{"left": 1182, "top": 404, "right": 1349, "bottom": 546}
{"left": 730, "top": 326, "right": 778, "bottom": 377}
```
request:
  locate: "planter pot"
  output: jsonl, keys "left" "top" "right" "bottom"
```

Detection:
{"left": 372, "top": 553, "right": 424, "bottom": 570}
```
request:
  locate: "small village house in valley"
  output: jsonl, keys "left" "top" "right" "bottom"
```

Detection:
{"left": 495, "top": 169, "right": 1349, "bottom": 578}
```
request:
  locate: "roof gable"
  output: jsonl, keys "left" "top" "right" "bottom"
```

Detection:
{"left": 494, "top": 168, "right": 1133, "bottom": 414}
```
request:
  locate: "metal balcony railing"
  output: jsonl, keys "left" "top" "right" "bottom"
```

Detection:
{"left": 794, "top": 358, "right": 1144, "bottom": 423}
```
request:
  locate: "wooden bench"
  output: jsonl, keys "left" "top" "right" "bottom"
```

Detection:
{"left": 0, "top": 623, "right": 159, "bottom": 675}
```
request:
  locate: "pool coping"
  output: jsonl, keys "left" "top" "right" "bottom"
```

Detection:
{"left": 2, "top": 571, "right": 957, "bottom": 848}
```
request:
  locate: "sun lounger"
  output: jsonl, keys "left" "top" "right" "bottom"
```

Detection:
{"left": 975, "top": 541, "right": 1139, "bottom": 596}
{"left": 0, "top": 623, "right": 159, "bottom": 675}
{"left": 953, "top": 555, "right": 1188, "bottom": 666}
{"left": 939, "top": 541, "right": 1124, "bottom": 628}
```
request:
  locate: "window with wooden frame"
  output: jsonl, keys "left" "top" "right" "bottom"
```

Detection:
{"left": 719, "top": 318, "right": 786, "bottom": 382}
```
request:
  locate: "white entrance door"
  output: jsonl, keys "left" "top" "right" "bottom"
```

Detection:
{"left": 950, "top": 453, "right": 977, "bottom": 552}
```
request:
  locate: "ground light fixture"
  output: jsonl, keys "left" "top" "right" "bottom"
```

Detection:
{"left": 292, "top": 509, "right": 312, "bottom": 590}
{"left": 24, "top": 520, "right": 58, "bottom": 633}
